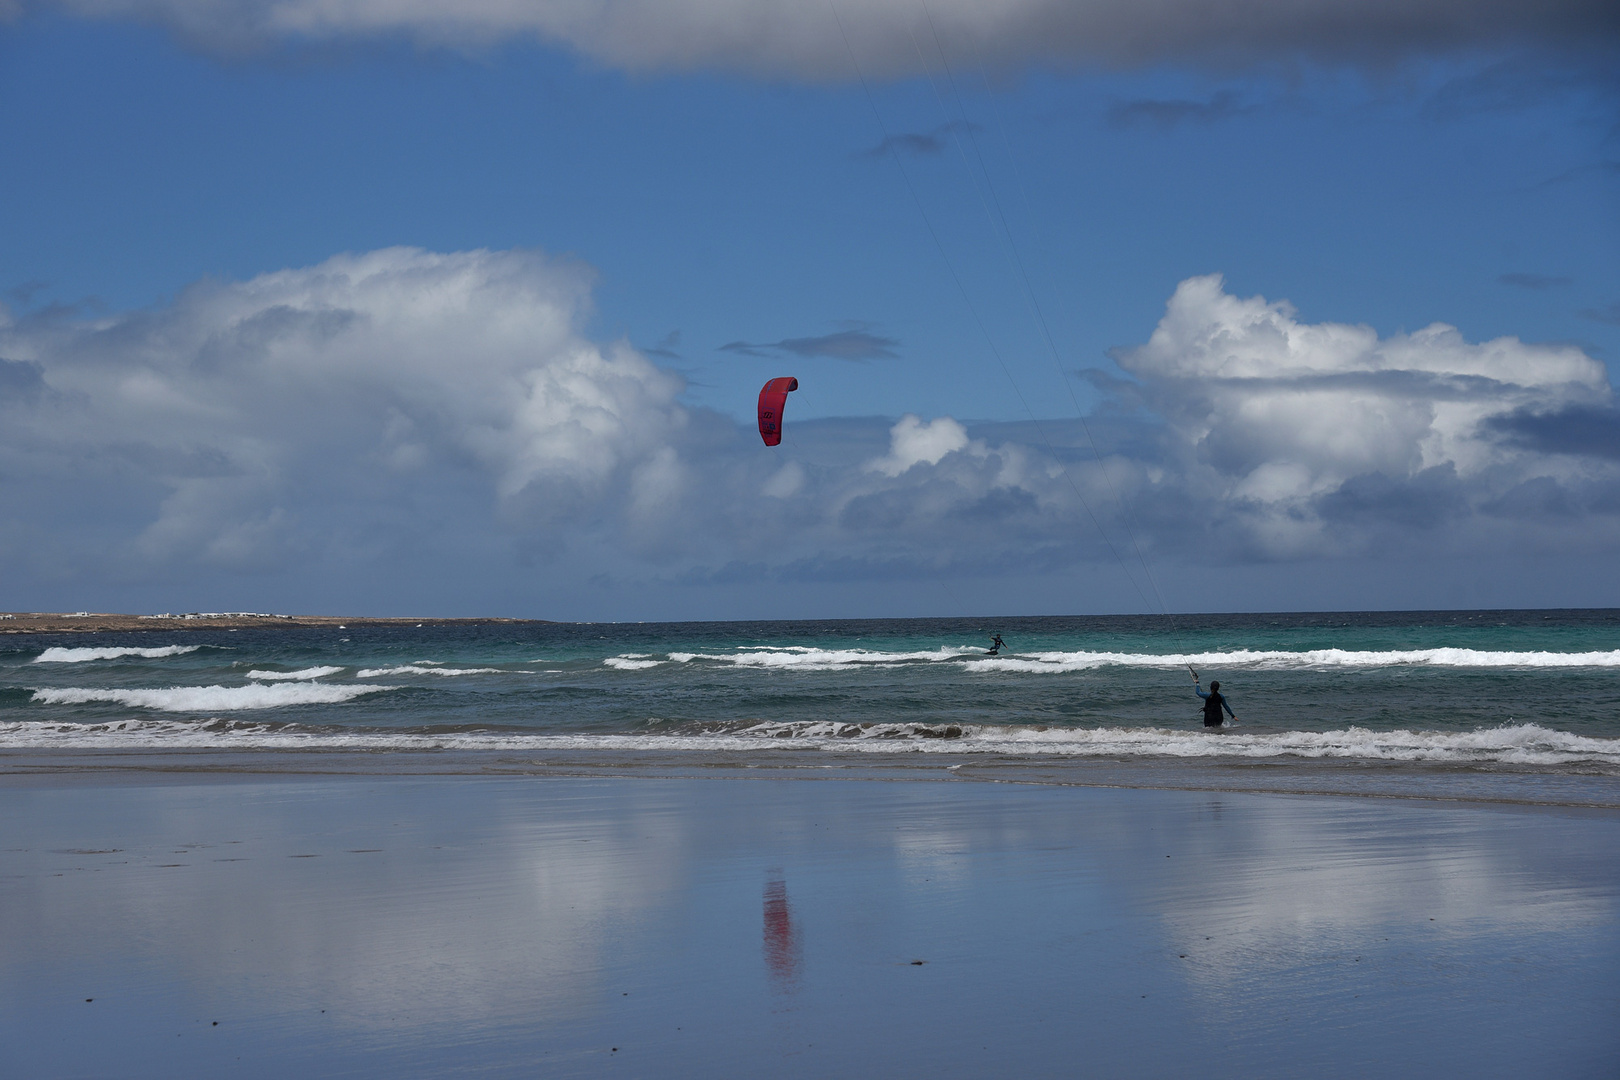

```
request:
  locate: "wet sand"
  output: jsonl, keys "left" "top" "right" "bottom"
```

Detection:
{"left": 8, "top": 746, "right": 1620, "bottom": 808}
{"left": 2, "top": 766, "right": 1617, "bottom": 1078}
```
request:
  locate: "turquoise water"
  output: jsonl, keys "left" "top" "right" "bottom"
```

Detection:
{"left": 4, "top": 610, "right": 1620, "bottom": 768}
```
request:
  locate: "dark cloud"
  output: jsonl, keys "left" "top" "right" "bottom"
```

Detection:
{"left": 950, "top": 485, "right": 1042, "bottom": 524}
{"left": 1527, "top": 159, "right": 1620, "bottom": 191}
{"left": 1498, "top": 272, "right": 1572, "bottom": 290}
{"left": 722, "top": 327, "right": 899, "bottom": 361}
{"left": 1106, "top": 91, "right": 1252, "bottom": 130}
{"left": 1234, "top": 369, "right": 1511, "bottom": 400}
{"left": 1422, "top": 58, "right": 1617, "bottom": 121}
{"left": 1578, "top": 300, "right": 1620, "bottom": 326}
{"left": 856, "top": 120, "right": 977, "bottom": 159}
{"left": 1314, "top": 466, "right": 1467, "bottom": 529}
{"left": 0, "top": 357, "right": 46, "bottom": 399}
{"left": 778, "top": 330, "right": 899, "bottom": 360}
{"left": 1486, "top": 405, "right": 1620, "bottom": 460}
{"left": 5, "top": 281, "right": 49, "bottom": 307}
{"left": 38, "top": 0, "right": 1620, "bottom": 78}
{"left": 1481, "top": 475, "right": 1582, "bottom": 519}
{"left": 643, "top": 330, "right": 682, "bottom": 360}
{"left": 193, "top": 304, "right": 361, "bottom": 371}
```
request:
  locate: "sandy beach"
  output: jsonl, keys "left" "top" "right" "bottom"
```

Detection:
{"left": 3, "top": 759, "right": 1616, "bottom": 1078}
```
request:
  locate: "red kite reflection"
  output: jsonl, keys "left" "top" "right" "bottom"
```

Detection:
{"left": 763, "top": 874, "right": 801, "bottom": 990}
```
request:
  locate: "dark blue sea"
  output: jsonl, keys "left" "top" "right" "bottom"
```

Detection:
{"left": 5, "top": 611, "right": 1619, "bottom": 780}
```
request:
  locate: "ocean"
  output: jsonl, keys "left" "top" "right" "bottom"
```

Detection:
{"left": 6, "top": 610, "right": 1620, "bottom": 783}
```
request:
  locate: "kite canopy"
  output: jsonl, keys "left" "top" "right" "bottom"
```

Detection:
{"left": 757, "top": 377, "right": 798, "bottom": 446}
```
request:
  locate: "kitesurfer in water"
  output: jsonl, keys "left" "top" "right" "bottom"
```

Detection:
{"left": 986, "top": 633, "right": 1005, "bottom": 655}
{"left": 1194, "top": 679, "right": 1236, "bottom": 727}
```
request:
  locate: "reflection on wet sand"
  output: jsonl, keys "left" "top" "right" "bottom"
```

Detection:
{"left": 763, "top": 873, "right": 801, "bottom": 991}
{"left": 1, "top": 775, "right": 1615, "bottom": 1078}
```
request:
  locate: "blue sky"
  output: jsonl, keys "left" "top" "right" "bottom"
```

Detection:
{"left": 1, "top": 1, "right": 1617, "bottom": 619}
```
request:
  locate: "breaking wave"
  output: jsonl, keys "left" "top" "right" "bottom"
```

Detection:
{"left": 33, "top": 645, "right": 203, "bottom": 664}
{"left": 355, "top": 665, "right": 509, "bottom": 678}
{"left": 0, "top": 717, "right": 1612, "bottom": 767}
{"left": 618, "top": 646, "right": 984, "bottom": 671}
{"left": 31, "top": 683, "right": 395, "bottom": 712}
{"left": 246, "top": 666, "right": 345, "bottom": 681}
{"left": 985, "top": 647, "right": 1620, "bottom": 672}
{"left": 603, "top": 655, "right": 665, "bottom": 671}
{"left": 606, "top": 646, "right": 1620, "bottom": 672}
{"left": 716, "top": 720, "right": 1620, "bottom": 765}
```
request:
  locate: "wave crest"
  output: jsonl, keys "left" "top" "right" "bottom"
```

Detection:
{"left": 606, "top": 645, "right": 1620, "bottom": 672}
{"left": 355, "top": 665, "right": 509, "bottom": 678}
{"left": 724, "top": 720, "right": 1620, "bottom": 765}
{"left": 31, "top": 683, "right": 394, "bottom": 712}
{"left": 603, "top": 656, "right": 664, "bottom": 670}
{"left": 33, "top": 645, "right": 202, "bottom": 664}
{"left": 0, "top": 716, "right": 1612, "bottom": 767}
{"left": 246, "top": 666, "right": 344, "bottom": 681}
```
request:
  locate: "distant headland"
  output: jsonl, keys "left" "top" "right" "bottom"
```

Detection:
{"left": 0, "top": 612, "right": 550, "bottom": 634}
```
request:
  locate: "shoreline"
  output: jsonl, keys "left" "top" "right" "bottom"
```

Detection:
{"left": 0, "top": 612, "right": 551, "bottom": 634}
{"left": 6, "top": 607, "right": 1618, "bottom": 635}
{"left": 5, "top": 746, "right": 1618, "bottom": 809}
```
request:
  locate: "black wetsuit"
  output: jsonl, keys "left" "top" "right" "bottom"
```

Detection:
{"left": 1195, "top": 685, "right": 1234, "bottom": 727}
{"left": 987, "top": 635, "right": 1004, "bottom": 655}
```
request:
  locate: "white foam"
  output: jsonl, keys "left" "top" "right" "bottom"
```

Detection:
{"left": 32, "top": 645, "right": 202, "bottom": 664}
{"left": 649, "top": 646, "right": 984, "bottom": 671}
{"left": 0, "top": 717, "right": 1612, "bottom": 768}
{"left": 31, "top": 683, "right": 394, "bottom": 712}
{"left": 245, "top": 666, "right": 345, "bottom": 681}
{"left": 354, "top": 665, "right": 508, "bottom": 678}
{"left": 1074, "top": 647, "right": 1620, "bottom": 670}
{"left": 608, "top": 645, "right": 1620, "bottom": 673}
{"left": 718, "top": 720, "right": 1620, "bottom": 766}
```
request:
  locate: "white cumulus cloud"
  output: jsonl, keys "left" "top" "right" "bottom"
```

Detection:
{"left": 865, "top": 414, "right": 980, "bottom": 476}
{"left": 0, "top": 246, "right": 692, "bottom": 575}
{"left": 1108, "top": 273, "right": 1620, "bottom": 560}
{"left": 2, "top": 250, "right": 1616, "bottom": 613}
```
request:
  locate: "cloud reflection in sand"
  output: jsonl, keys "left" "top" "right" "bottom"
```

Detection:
{"left": 3, "top": 775, "right": 1615, "bottom": 1077}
